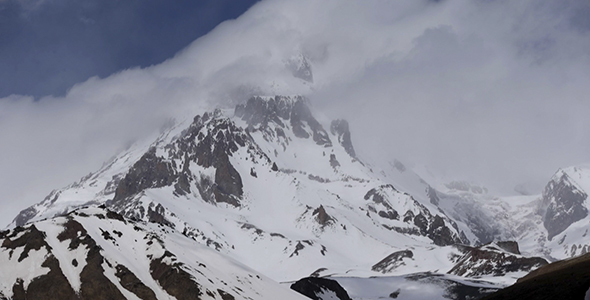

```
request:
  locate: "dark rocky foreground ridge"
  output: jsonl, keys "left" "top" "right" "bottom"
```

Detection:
{"left": 290, "top": 277, "right": 352, "bottom": 300}
{"left": 482, "top": 252, "right": 590, "bottom": 300}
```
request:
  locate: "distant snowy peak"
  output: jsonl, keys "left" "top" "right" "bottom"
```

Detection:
{"left": 541, "top": 167, "right": 589, "bottom": 240}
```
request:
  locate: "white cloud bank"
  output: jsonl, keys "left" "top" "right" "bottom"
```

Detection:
{"left": 2, "top": 0, "right": 590, "bottom": 225}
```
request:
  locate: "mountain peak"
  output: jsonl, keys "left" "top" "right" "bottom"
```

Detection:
{"left": 235, "top": 95, "right": 332, "bottom": 147}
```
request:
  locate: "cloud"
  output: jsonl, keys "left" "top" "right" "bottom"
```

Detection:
{"left": 0, "top": 0, "right": 259, "bottom": 98}
{"left": 2, "top": 0, "right": 590, "bottom": 226}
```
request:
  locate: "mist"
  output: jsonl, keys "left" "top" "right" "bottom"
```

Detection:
{"left": 2, "top": 0, "right": 590, "bottom": 226}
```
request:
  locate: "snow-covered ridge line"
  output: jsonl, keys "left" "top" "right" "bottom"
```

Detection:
{"left": 1, "top": 205, "right": 307, "bottom": 300}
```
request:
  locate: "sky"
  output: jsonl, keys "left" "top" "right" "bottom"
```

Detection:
{"left": 2, "top": 0, "right": 590, "bottom": 226}
{"left": 0, "top": 0, "right": 259, "bottom": 98}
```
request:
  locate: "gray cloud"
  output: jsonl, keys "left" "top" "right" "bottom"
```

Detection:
{"left": 2, "top": 0, "right": 590, "bottom": 226}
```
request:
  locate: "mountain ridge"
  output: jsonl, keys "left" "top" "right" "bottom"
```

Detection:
{"left": 6, "top": 95, "right": 588, "bottom": 299}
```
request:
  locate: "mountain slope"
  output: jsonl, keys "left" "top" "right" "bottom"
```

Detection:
{"left": 1, "top": 206, "right": 307, "bottom": 300}
{"left": 8, "top": 95, "right": 555, "bottom": 296}
{"left": 11, "top": 96, "right": 473, "bottom": 282}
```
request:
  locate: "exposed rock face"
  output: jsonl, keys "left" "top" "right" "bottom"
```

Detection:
{"left": 1, "top": 207, "right": 301, "bottom": 300}
{"left": 364, "top": 185, "right": 400, "bottom": 221}
{"left": 213, "top": 156, "right": 243, "bottom": 206}
{"left": 330, "top": 119, "right": 356, "bottom": 158}
{"left": 364, "top": 185, "right": 465, "bottom": 246}
{"left": 329, "top": 154, "right": 340, "bottom": 169}
{"left": 542, "top": 170, "right": 588, "bottom": 240}
{"left": 113, "top": 148, "right": 176, "bottom": 204}
{"left": 115, "top": 264, "right": 158, "bottom": 300}
{"left": 13, "top": 256, "right": 79, "bottom": 300}
{"left": 448, "top": 243, "right": 547, "bottom": 277}
{"left": 496, "top": 241, "right": 520, "bottom": 255}
{"left": 427, "top": 215, "right": 457, "bottom": 247}
{"left": 79, "top": 242, "right": 128, "bottom": 300}
{"left": 291, "top": 100, "right": 331, "bottom": 146}
{"left": 372, "top": 250, "right": 414, "bottom": 273}
{"left": 1, "top": 225, "right": 49, "bottom": 262}
{"left": 112, "top": 110, "right": 252, "bottom": 211}
{"left": 483, "top": 252, "right": 590, "bottom": 300}
{"left": 150, "top": 251, "right": 203, "bottom": 300}
{"left": 1, "top": 226, "right": 78, "bottom": 300}
{"left": 290, "top": 277, "right": 352, "bottom": 300}
{"left": 236, "top": 95, "right": 332, "bottom": 147}
{"left": 235, "top": 95, "right": 296, "bottom": 128}
{"left": 313, "top": 205, "right": 335, "bottom": 227}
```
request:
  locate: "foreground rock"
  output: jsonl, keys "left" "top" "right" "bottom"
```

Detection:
{"left": 290, "top": 277, "right": 352, "bottom": 300}
{"left": 482, "top": 252, "right": 590, "bottom": 300}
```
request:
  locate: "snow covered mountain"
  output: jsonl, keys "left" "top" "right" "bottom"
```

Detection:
{"left": 6, "top": 95, "right": 578, "bottom": 299}
{"left": 394, "top": 163, "right": 590, "bottom": 262}
{"left": 12, "top": 96, "right": 472, "bottom": 281}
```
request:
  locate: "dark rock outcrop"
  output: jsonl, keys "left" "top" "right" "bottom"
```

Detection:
{"left": 427, "top": 215, "right": 456, "bottom": 247}
{"left": 329, "top": 154, "right": 340, "bottom": 169}
{"left": 290, "top": 277, "right": 352, "bottom": 300}
{"left": 448, "top": 243, "right": 548, "bottom": 277}
{"left": 541, "top": 170, "right": 588, "bottom": 240}
{"left": 496, "top": 241, "right": 520, "bottom": 255}
{"left": 150, "top": 251, "right": 203, "bottom": 300}
{"left": 291, "top": 100, "right": 331, "bottom": 146}
{"left": 1, "top": 225, "right": 49, "bottom": 262}
{"left": 13, "top": 255, "right": 79, "bottom": 300}
{"left": 365, "top": 185, "right": 464, "bottom": 246}
{"left": 330, "top": 119, "right": 356, "bottom": 158}
{"left": 0, "top": 217, "right": 160, "bottom": 300}
{"left": 115, "top": 264, "right": 158, "bottom": 300}
{"left": 213, "top": 156, "right": 243, "bottom": 206}
{"left": 112, "top": 111, "right": 251, "bottom": 210}
{"left": 313, "top": 205, "right": 335, "bottom": 227}
{"left": 482, "top": 252, "right": 590, "bottom": 300}
{"left": 372, "top": 250, "right": 414, "bottom": 273}
{"left": 113, "top": 148, "right": 176, "bottom": 204}
{"left": 78, "top": 234, "right": 127, "bottom": 300}
{"left": 364, "top": 185, "right": 400, "bottom": 221}
{"left": 235, "top": 96, "right": 295, "bottom": 128}
{"left": 236, "top": 96, "right": 332, "bottom": 147}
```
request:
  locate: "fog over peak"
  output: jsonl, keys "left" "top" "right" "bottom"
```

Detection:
{"left": 2, "top": 0, "right": 590, "bottom": 225}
